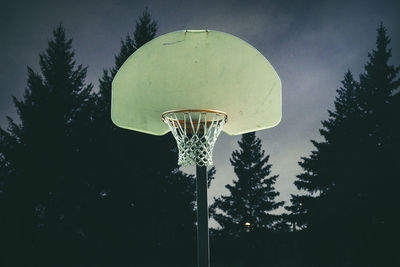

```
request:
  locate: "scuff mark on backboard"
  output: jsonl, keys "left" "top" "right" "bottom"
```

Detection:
{"left": 163, "top": 40, "right": 185, "bottom": 45}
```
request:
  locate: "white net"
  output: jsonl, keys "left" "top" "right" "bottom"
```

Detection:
{"left": 162, "top": 110, "right": 227, "bottom": 166}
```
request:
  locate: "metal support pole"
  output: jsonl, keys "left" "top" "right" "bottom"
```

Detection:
{"left": 196, "top": 165, "right": 210, "bottom": 267}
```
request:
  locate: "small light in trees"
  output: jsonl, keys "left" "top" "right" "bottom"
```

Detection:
{"left": 244, "top": 222, "right": 251, "bottom": 227}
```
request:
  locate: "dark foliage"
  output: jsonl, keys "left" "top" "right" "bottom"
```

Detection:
{"left": 1, "top": 14, "right": 399, "bottom": 267}
{"left": 0, "top": 24, "right": 96, "bottom": 265}
{"left": 211, "top": 132, "right": 284, "bottom": 236}
{"left": 0, "top": 10, "right": 206, "bottom": 266}
{"left": 286, "top": 24, "right": 400, "bottom": 266}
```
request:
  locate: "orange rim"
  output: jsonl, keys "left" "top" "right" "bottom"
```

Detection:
{"left": 161, "top": 109, "right": 227, "bottom": 123}
{"left": 161, "top": 109, "right": 227, "bottom": 132}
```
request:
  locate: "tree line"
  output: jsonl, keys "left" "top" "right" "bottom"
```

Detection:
{"left": 0, "top": 9, "right": 398, "bottom": 267}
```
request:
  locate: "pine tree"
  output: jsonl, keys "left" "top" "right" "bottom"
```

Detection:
{"left": 89, "top": 9, "right": 163, "bottom": 260}
{"left": 91, "top": 9, "right": 162, "bottom": 213}
{"left": 288, "top": 24, "right": 399, "bottom": 265}
{"left": 287, "top": 70, "right": 361, "bottom": 230}
{"left": 97, "top": 7, "right": 157, "bottom": 116}
{"left": 212, "top": 132, "right": 283, "bottom": 235}
{"left": 356, "top": 25, "right": 400, "bottom": 263}
{"left": 0, "top": 24, "right": 94, "bottom": 264}
{"left": 90, "top": 9, "right": 208, "bottom": 264}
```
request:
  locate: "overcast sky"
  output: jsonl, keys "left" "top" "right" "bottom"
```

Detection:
{"left": 1, "top": 0, "right": 399, "bottom": 226}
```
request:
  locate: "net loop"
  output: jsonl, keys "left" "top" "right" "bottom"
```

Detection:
{"left": 162, "top": 109, "right": 227, "bottom": 166}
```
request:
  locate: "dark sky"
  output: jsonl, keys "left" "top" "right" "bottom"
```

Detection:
{"left": 1, "top": 0, "right": 399, "bottom": 224}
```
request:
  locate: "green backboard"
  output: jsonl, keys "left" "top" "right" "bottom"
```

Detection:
{"left": 111, "top": 30, "right": 281, "bottom": 136}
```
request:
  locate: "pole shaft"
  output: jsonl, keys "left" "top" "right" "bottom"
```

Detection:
{"left": 196, "top": 165, "right": 210, "bottom": 267}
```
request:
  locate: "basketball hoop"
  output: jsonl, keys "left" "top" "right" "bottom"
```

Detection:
{"left": 111, "top": 30, "right": 282, "bottom": 267}
{"left": 162, "top": 109, "right": 227, "bottom": 166}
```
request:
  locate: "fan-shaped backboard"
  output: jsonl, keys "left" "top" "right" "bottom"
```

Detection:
{"left": 111, "top": 30, "right": 281, "bottom": 136}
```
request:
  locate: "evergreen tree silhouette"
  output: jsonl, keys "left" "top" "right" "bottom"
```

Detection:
{"left": 211, "top": 132, "right": 283, "bottom": 235}
{"left": 288, "top": 24, "right": 399, "bottom": 266}
{"left": 97, "top": 7, "right": 157, "bottom": 115}
{"left": 91, "top": 9, "right": 205, "bottom": 264}
{"left": 287, "top": 70, "right": 361, "bottom": 230}
{"left": 0, "top": 24, "right": 95, "bottom": 264}
{"left": 355, "top": 24, "right": 400, "bottom": 265}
